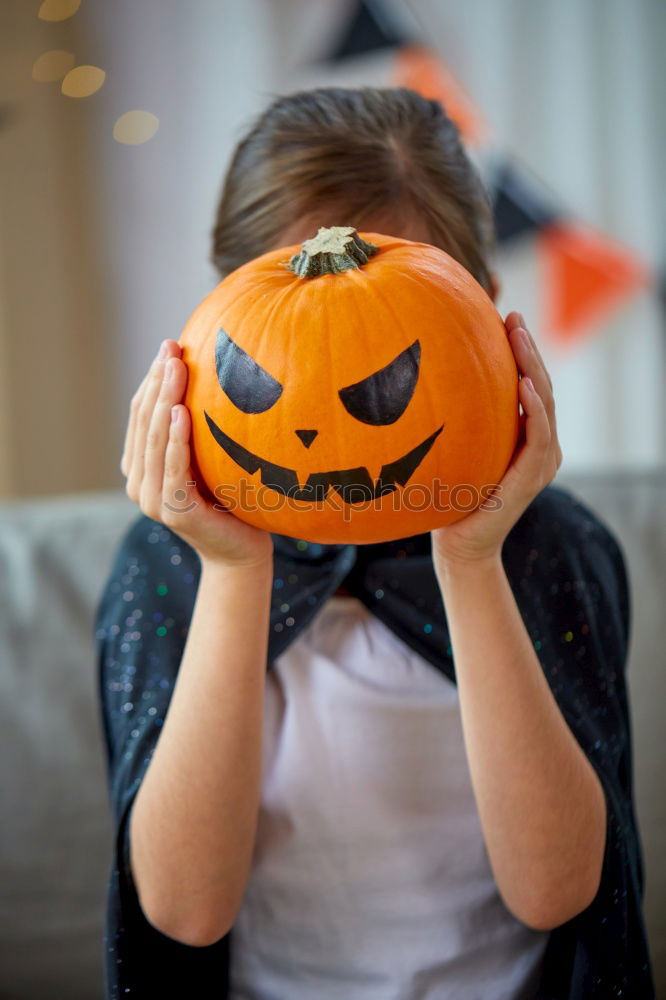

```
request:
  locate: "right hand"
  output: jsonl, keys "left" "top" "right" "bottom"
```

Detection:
{"left": 121, "top": 339, "right": 274, "bottom": 569}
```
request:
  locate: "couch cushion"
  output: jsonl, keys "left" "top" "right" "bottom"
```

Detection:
{"left": 557, "top": 470, "right": 666, "bottom": 990}
{"left": 0, "top": 491, "right": 136, "bottom": 999}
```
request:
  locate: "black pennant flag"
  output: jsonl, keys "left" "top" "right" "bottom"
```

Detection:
{"left": 327, "top": 0, "right": 413, "bottom": 62}
{"left": 492, "top": 162, "right": 559, "bottom": 244}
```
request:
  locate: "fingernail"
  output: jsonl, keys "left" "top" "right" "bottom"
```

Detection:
{"left": 523, "top": 376, "right": 534, "bottom": 392}
{"left": 171, "top": 405, "right": 179, "bottom": 423}
{"left": 517, "top": 313, "right": 526, "bottom": 329}
{"left": 163, "top": 358, "right": 173, "bottom": 382}
{"left": 158, "top": 341, "right": 169, "bottom": 360}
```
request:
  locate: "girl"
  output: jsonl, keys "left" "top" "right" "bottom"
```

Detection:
{"left": 96, "top": 87, "right": 654, "bottom": 999}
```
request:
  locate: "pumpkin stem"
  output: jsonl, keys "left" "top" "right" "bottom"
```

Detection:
{"left": 288, "top": 226, "right": 379, "bottom": 278}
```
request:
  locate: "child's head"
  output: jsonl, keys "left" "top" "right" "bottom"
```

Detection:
{"left": 211, "top": 86, "right": 495, "bottom": 295}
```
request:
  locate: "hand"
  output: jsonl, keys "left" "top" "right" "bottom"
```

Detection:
{"left": 121, "top": 339, "right": 274, "bottom": 569}
{"left": 431, "top": 312, "right": 563, "bottom": 569}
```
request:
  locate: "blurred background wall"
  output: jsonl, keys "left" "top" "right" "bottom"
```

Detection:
{"left": 1, "top": 0, "right": 665, "bottom": 500}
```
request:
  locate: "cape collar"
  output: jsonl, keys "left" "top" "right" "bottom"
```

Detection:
{"left": 268, "top": 529, "right": 455, "bottom": 681}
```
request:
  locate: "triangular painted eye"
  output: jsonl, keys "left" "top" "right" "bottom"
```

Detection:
{"left": 215, "top": 329, "right": 283, "bottom": 414}
{"left": 338, "top": 341, "right": 421, "bottom": 425}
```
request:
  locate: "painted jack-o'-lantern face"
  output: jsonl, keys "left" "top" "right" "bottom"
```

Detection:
{"left": 179, "top": 227, "right": 519, "bottom": 544}
{"left": 205, "top": 330, "right": 442, "bottom": 505}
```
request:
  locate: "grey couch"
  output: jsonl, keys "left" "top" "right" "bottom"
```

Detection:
{"left": 1, "top": 473, "right": 664, "bottom": 998}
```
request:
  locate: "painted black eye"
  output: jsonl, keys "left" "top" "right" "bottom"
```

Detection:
{"left": 215, "top": 328, "right": 283, "bottom": 414}
{"left": 338, "top": 340, "right": 421, "bottom": 425}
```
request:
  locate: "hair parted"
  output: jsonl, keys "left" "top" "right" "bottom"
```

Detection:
{"left": 211, "top": 86, "right": 495, "bottom": 293}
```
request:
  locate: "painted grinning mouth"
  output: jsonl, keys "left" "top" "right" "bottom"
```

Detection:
{"left": 204, "top": 411, "right": 444, "bottom": 505}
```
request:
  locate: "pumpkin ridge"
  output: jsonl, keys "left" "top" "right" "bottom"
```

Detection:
{"left": 351, "top": 262, "right": 428, "bottom": 404}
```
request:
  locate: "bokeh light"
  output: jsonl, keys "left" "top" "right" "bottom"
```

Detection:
{"left": 113, "top": 110, "right": 159, "bottom": 145}
{"left": 61, "top": 65, "right": 106, "bottom": 98}
{"left": 38, "top": 0, "right": 81, "bottom": 21}
{"left": 32, "top": 50, "right": 76, "bottom": 83}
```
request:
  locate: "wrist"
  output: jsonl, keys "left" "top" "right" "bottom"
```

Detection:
{"left": 200, "top": 550, "right": 274, "bottom": 580}
{"left": 433, "top": 549, "right": 504, "bottom": 584}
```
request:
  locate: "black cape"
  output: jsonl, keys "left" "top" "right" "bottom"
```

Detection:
{"left": 95, "top": 484, "right": 655, "bottom": 998}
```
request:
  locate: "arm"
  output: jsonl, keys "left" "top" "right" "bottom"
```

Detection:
{"left": 120, "top": 338, "right": 275, "bottom": 946}
{"left": 434, "top": 554, "right": 606, "bottom": 931}
{"left": 129, "top": 555, "right": 272, "bottom": 947}
{"left": 431, "top": 312, "right": 605, "bottom": 931}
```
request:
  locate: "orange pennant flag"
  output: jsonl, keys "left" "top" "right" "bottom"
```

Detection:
{"left": 539, "top": 222, "right": 651, "bottom": 344}
{"left": 392, "top": 44, "right": 488, "bottom": 146}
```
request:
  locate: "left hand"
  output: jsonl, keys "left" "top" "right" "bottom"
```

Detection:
{"left": 431, "top": 311, "right": 563, "bottom": 568}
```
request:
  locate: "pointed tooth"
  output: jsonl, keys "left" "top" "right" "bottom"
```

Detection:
{"left": 366, "top": 461, "right": 384, "bottom": 486}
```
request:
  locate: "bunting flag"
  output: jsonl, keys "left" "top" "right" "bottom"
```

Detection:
{"left": 303, "top": 1, "right": 653, "bottom": 349}
{"left": 391, "top": 44, "right": 488, "bottom": 147}
{"left": 327, "top": 0, "right": 411, "bottom": 62}
{"left": 491, "top": 162, "right": 559, "bottom": 245}
{"left": 324, "top": 1, "right": 487, "bottom": 147}
{"left": 539, "top": 221, "right": 651, "bottom": 345}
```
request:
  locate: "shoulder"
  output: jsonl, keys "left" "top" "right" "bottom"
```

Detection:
{"left": 510, "top": 482, "right": 627, "bottom": 573}
{"left": 95, "top": 513, "right": 201, "bottom": 630}
{"left": 504, "top": 483, "right": 630, "bottom": 636}
{"left": 112, "top": 512, "right": 200, "bottom": 569}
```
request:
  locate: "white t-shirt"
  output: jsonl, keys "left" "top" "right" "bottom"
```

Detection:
{"left": 229, "top": 595, "right": 550, "bottom": 1000}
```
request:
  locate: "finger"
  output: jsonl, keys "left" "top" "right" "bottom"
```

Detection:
{"left": 505, "top": 310, "right": 553, "bottom": 400}
{"left": 515, "top": 321, "right": 562, "bottom": 459}
{"left": 161, "top": 404, "right": 204, "bottom": 526}
{"left": 125, "top": 349, "right": 166, "bottom": 498}
{"left": 513, "top": 377, "right": 555, "bottom": 487}
{"left": 126, "top": 341, "right": 181, "bottom": 500}
{"left": 505, "top": 316, "right": 561, "bottom": 465}
{"left": 121, "top": 340, "right": 181, "bottom": 478}
{"left": 508, "top": 325, "right": 555, "bottom": 429}
{"left": 504, "top": 311, "right": 525, "bottom": 334}
{"left": 121, "top": 340, "right": 182, "bottom": 478}
{"left": 516, "top": 314, "right": 552, "bottom": 391}
{"left": 522, "top": 376, "right": 562, "bottom": 478}
{"left": 524, "top": 344, "right": 562, "bottom": 472}
{"left": 120, "top": 374, "right": 151, "bottom": 479}
{"left": 505, "top": 311, "right": 553, "bottom": 387}
{"left": 140, "top": 357, "right": 189, "bottom": 519}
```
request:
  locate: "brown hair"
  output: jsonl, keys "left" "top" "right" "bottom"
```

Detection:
{"left": 211, "top": 86, "right": 495, "bottom": 292}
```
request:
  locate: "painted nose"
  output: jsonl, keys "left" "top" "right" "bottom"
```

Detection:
{"left": 295, "top": 429, "right": 318, "bottom": 448}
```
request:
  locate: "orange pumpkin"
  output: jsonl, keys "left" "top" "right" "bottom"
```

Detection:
{"left": 179, "top": 226, "right": 519, "bottom": 544}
